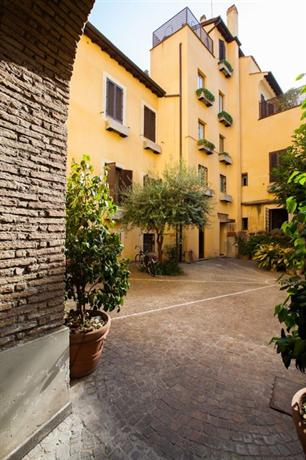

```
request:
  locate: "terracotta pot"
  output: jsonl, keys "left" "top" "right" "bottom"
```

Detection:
{"left": 292, "top": 388, "right": 306, "bottom": 455}
{"left": 69, "top": 311, "right": 111, "bottom": 379}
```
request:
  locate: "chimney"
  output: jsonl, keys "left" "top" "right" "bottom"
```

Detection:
{"left": 226, "top": 4, "right": 238, "bottom": 37}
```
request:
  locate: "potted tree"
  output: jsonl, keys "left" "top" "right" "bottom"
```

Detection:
{"left": 65, "top": 155, "right": 130, "bottom": 378}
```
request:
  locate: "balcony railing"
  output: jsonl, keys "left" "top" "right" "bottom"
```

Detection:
{"left": 259, "top": 87, "right": 306, "bottom": 119}
{"left": 152, "top": 7, "right": 213, "bottom": 54}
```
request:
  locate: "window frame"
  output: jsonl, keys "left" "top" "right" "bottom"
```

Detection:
{"left": 219, "top": 134, "right": 225, "bottom": 153}
{"left": 143, "top": 104, "right": 157, "bottom": 143}
{"left": 241, "top": 173, "right": 248, "bottom": 186}
{"left": 198, "top": 120, "right": 205, "bottom": 141}
{"left": 219, "top": 39, "right": 226, "bottom": 61}
{"left": 242, "top": 217, "right": 248, "bottom": 231}
{"left": 198, "top": 164, "right": 208, "bottom": 186}
{"left": 218, "top": 91, "right": 224, "bottom": 113}
{"left": 103, "top": 72, "right": 126, "bottom": 125}
{"left": 220, "top": 174, "right": 227, "bottom": 193}
{"left": 269, "top": 149, "right": 286, "bottom": 183}
{"left": 197, "top": 70, "right": 206, "bottom": 89}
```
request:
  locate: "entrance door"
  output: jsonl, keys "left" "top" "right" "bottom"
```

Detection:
{"left": 219, "top": 223, "right": 226, "bottom": 256}
{"left": 199, "top": 226, "right": 204, "bottom": 259}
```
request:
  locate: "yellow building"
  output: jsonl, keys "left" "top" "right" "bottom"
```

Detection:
{"left": 67, "top": 5, "right": 302, "bottom": 260}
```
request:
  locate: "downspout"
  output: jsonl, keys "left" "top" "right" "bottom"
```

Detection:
{"left": 179, "top": 42, "right": 183, "bottom": 262}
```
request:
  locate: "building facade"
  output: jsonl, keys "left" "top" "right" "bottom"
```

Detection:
{"left": 67, "top": 5, "right": 302, "bottom": 261}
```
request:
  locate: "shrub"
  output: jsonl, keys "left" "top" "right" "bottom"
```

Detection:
{"left": 236, "top": 231, "right": 291, "bottom": 258}
{"left": 65, "top": 155, "right": 130, "bottom": 331}
{"left": 218, "top": 110, "right": 233, "bottom": 125}
{"left": 197, "top": 138, "right": 215, "bottom": 151}
{"left": 196, "top": 87, "right": 215, "bottom": 102}
{"left": 156, "top": 246, "right": 183, "bottom": 276}
{"left": 219, "top": 59, "right": 233, "bottom": 73}
{"left": 253, "top": 243, "right": 294, "bottom": 271}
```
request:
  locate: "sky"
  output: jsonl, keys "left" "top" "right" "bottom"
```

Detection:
{"left": 89, "top": 0, "right": 306, "bottom": 92}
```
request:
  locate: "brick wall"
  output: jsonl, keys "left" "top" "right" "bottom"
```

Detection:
{"left": 0, "top": 0, "right": 94, "bottom": 349}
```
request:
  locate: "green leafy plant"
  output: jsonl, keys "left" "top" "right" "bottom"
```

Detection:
{"left": 122, "top": 164, "right": 210, "bottom": 262}
{"left": 219, "top": 59, "right": 233, "bottom": 73}
{"left": 65, "top": 155, "right": 130, "bottom": 332}
{"left": 218, "top": 110, "right": 233, "bottom": 125}
{"left": 156, "top": 246, "right": 183, "bottom": 276}
{"left": 197, "top": 138, "right": 215, "bottom": 151}
{"left": 236, "top": 231, "right": 290, "bottom": 258}
{"left": 271, "top": 77, "right": 306, "bottom": 372}
{"left": 253, "top": 243, "right": 294, "bottom": 271}
{"left": 196, "top": 87, "right": 215, "bottom": 102}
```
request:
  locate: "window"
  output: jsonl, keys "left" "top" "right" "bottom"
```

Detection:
{"left": 197, "top": 72, "right": 205, "bottom": 89}
{"left": 143, "top": 233, "right": 155, "bottom": 253}
{"left": 220, "top": 174, "right": 227, "bottom": 193}
{"left": 106, "top": 78, "right": 124, "bottom": 123}
{"left": 144, "top": 106, "right": 156, "bottom": 142}
{"left": 266, "top": 208, "right": 288, "bottom": 232}
{"left": 198, "top": 120, "right": 205, "bottom": 140}
{"left": 219, "top": 39, "right": 226, "bottom": 60}
{"left": 219, "top": 135, "right": 225, "bottom": 153}
{"left": 105, "top": 162, "right": 133, "bottom": 204}
{"left": 242, "top": 218, "right": 248, "bottom": 230}
{"left": 219, "top": 92, "right": 224, "bottom": 112}
{"left": 241, "top": 173, "right": 248, "bottom": 186}
{"left": 269, "top": 149, "right": 286, "bottom": 183}
{"left": 198, "top": 165, "right": 208, "bottom": 186}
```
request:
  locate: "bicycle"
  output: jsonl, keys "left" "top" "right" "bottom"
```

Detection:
{"left": 134, "top": 246, "right": 159, "bottom": 277}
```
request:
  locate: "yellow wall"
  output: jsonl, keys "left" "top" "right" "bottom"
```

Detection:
{"left": 67, "top": 35, "right": 165, "bottom": 258}
{"left": 67, "top": 11, "right": 301, "bottom": 261}
{"left": 239, "top": 56, "right": 300, "bottom": 233}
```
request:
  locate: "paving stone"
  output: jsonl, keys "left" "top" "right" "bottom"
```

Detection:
{"left": 25, "top": 261, "right": 305, "bottom": 459}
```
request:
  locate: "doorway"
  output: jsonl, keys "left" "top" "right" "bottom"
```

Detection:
{"left": 219, "top": 223, "right": 226, "bottom": 256}
{"left": 199, "top": 226, "right": 205, "bottom": 259}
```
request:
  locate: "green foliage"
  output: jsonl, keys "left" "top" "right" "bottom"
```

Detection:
{"left": 218, "top": 110, "right": 233, "bottom": 125}
{"left": 236, "top": 231, "right": 290, "bottom": 258}
{"left": 65, "top": 155, "right": 130, "bottom": 328}
{"left": 272, "top": 79, "right": 306, "bottom": 372}
{"left": 196, "top": 87, "right": 215, "bottom": 102}
{"left": 197, "top": 138, "right": 215, "bottom": 151}
{"left": 279, "top": 87, "right": 301, "bottom": 110}
{"left": 253, "top": 243, "right": 294, "bottom": 271}
{"left": 156, "top": 246, "right": 183, "bottom": 276}
{"left": 122, "top": 164, "right": 211, "bottom": 262}
{"left": 219, "top": 59, "right": 233, "bottom": 73}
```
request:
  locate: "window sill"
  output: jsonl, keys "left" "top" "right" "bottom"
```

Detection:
{"left": 220, "top": 192, "right": 232, "bottom": 203}
{"left": 219, "top": 153, "right": 232, "bottom": 165}
{"left": 143, "top": 138, "right": 161, "bottom": 154}
{"left": 204, "top": 187, "right": 214, "bottom": 197}
{"left": 105, "top": 118, "right": 129, "bottom": 137}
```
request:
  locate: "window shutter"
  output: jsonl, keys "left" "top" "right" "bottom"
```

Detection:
{"left": 115, "top": 85, "right": 123, "bottom": 122}
{"left": 105, "top": 162, "right": 116, "bottom": 200}
{"left": 219, "top": 40, "right": 225, "bottom": 60}
{"left": 106, "top": 79, "right": 115, "bottom": 118}
{"left": 269, "top": 152, "right": 278, "bottom": 182}
{"left": 144, "top": 106, "right": 156, "bottom": 142}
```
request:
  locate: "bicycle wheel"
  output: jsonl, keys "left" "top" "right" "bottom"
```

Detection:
{"left": 147, "top": 260, "right": 156, "bottom": 277}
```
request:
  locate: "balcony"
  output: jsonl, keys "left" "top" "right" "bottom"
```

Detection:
{"left": 196, "top": 88, "right": 215, "bottom": 107}
{"left": 204, "top": 187, "right": 214, "bottom": 197}
{"left": 198, "top": 138, "right": 215, "bottom": 154}
{"left": 218, "top": 111, "right": 233, "bottom": 127}
{"left": 259, "top": 86, "right": 305, "bottom": 119}
{"left": 220, "top": 192, "right": 233, "bottom": 202}
{"left": 143, "top": 138, "right": 161, "bottom": 154}
{"left": 152, "top": 7, "right": 213, "bottom": 54}
{"left": 105, "top": 118, "right": 129, "bottom": 137}
{"left": 219, "top": 152, "right": 232, "bottom": 165}
{"left": 218, "top": 60, "right": 233, "bottom": 78}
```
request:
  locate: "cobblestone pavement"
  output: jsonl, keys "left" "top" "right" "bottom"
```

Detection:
{"left": 25, "top": 259, "right": 305, "bottom": 459}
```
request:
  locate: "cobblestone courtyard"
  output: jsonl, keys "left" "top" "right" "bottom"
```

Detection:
{"left": 25, "top": 259, "right": 305, "bottom": 459}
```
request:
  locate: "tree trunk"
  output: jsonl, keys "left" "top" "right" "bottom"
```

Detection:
{"left": 157, "top": 233, "right": 164, "bottom": 263}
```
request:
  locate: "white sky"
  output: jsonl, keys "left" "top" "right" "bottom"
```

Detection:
{"left": 89, "top": 0, "right": 306, "bottom": 92}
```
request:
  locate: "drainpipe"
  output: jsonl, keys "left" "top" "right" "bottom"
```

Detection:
{"left": 178, "top": 42, "right": 183, "bottom": 262}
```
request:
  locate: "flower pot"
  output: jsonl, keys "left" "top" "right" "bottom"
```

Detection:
{"left": 292, "top": 388, "right": 306, "bottom": 455}
{"left": 69, "top": 311, "right": 111, "bottom": 379}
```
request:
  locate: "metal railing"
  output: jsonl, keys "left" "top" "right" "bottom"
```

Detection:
{"left": 259, "top": 87, "right": 306, "bottom": 119}
{"left": 152, "top": 7, "right": 213, "bottom": 54}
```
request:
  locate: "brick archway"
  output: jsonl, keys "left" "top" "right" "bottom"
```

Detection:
{"left": 0, "top": 1, "right": 95, "bottom": 457}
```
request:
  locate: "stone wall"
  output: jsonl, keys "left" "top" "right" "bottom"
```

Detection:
{"left": 0, "top": 0, "right": 94, "bottom": 349}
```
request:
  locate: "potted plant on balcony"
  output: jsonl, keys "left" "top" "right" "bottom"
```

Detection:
{"left": 219, "top": 152, "right": 232, "bottom": 165}
{"left": 218, "top": 59, "right": 233, "bottom": 77}
{"left": 65, "top": 155, "right": 130, "bottom": 379}
{"left": 218, "top": 110, "right": 233, "bottom": 127}
{"left": 198, "top": 138, "right": 215, "bottom": 154}
{"left": 196, "top": 87, "right": 215, "bottom": 107}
